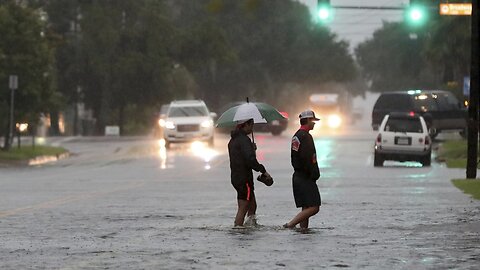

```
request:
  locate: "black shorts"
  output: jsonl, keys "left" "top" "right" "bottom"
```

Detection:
{"left": 232, "top": 181, "right": 254, "bottom": 201}
{"left": 292, "top": 172, "right": 321, "bottom": 208}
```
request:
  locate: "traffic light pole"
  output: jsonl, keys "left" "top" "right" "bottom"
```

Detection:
{"left": 332, "top": 6, "right": 403, "bottom": 10}
{"left": 467, "top": 0, "right": 479, "bottom": 179}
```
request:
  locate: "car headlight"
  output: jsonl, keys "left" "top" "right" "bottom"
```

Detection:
{"left": 201, "top": 120, "right": 213, "bottom": 128}
{"left": 158, "top": 119, "right": 166, "bottom": 127}
{"left": 327, "top": 114, "right": 342, "bottom": 128}
{"left": 165, "top": 121, "right": 175, "bottom": 130}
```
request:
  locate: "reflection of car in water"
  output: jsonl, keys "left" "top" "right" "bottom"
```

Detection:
{"left": 217, "top": 102, "right": 289, "bottom": 135}
{"left": 308, "top": 91, "right": 352, "bottom": 130}
{"left": 163, "top": 100, "right": 216, "bottom": 148}
{"left": 371, "top": 90, "right": 467, "bottom": 139}
{"left": 374, "top": 112, "right": 431, "bottom": 167}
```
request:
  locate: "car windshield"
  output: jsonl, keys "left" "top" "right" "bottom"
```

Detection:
{"left": 384, "top": 118, "right": 423, "bottom": 133}
{"left": 168, "top": 106, "right": 208, "bottom": 117}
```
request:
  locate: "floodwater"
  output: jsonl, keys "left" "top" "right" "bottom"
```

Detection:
{"left": 0, "top": 130, "right": 479, "bottom": 269}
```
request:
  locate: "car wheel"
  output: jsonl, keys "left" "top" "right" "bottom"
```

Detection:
{"left": 429, "top": 127, "right": 438, "bottom": 140}
{"left": 374, "top": 153, "right": 384, "bottom": 167}
{"left": 422, "top": 155, "right": 431, "bottom": 167}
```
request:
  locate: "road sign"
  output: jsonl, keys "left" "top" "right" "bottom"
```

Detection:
{"left": 439, "top": 3, "right": 472, "bottom": 16}
{"left": 9, "top": 75, "right": 18, "bottom": 90}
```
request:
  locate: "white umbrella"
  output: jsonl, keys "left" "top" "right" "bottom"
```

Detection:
{"left": 232, "top": 102, "right": 267, "bottom": 124}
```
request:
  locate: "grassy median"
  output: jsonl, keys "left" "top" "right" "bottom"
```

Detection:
{"left": 435, "top": 139, "right": 478, "bottom": 169}
{"left": 437, "top": 140, "right": 480, "bottom": 200}
{"left": 0, "top": 145, "right": 67, "bottom": 161}
{"left": 452, "top": 179, "right": 480, "bottom": 200}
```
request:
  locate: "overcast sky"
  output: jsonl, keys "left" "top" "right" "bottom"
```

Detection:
{"left": 298, "top": 0, "right": 407, "bottom": 51}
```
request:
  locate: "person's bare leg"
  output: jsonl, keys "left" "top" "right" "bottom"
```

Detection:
{"left": 285, "top": 206, "right": 319, "bottom": 228}
{"left": 234, "top": 199, "right": 249, "bottom": 226}
{"left": 247, "top": 193, "right": 257, "bottom": 217}
{"left": 245, "top": 195, "right": 257, "bottom": 226}
{"left": 299, "top": 207, "right": 309, "bottom": 229}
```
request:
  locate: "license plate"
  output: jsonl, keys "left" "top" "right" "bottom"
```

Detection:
{"left": 272, "top": 120, "right": 280, "bottom": 126}
{"left": 396, "top": 138, "right": 410, "bottom": 145}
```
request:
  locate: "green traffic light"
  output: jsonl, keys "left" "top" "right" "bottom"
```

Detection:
{"left": 406, "top": 5, "right": 427, "bottom": 26}
{"left": 318, "top": 7, "right": 330, "bottom": 20}
{"left": 316, "top": 4, "right": 333, "bottom": 24}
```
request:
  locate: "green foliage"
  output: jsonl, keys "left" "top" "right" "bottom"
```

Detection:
{"left": 452, "top": 179, "right": 480, "bottom": 200}
{"left": 436, "top": 140, "right": 479, "bottom": 169}
{"left": 0, "top": 145, "right": 67, "bottom": 160}
{"left": 171, "top": 0, "right": 356, "bottom": 109}
{"left": 0, "top": 1, "right": 56, "bottom": 144}
{"left": 355, "top": 22, "right": 433, "bottom": 92}
{"left": 356, "top": 11, "right": 471, "bottom": 93}
{"left": 4, "top": 0, "right": 357, "bottom": 135}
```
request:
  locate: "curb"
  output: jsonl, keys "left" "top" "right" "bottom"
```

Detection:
{"left": 0, "top": 152, "right": 70, "bottom": 167}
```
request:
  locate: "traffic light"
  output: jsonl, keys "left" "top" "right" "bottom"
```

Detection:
{"left": 316, "top": 0, "right": 333, "bottom": 24}
{"left": 405, "top": 0, "right": 427, "bottom": 26}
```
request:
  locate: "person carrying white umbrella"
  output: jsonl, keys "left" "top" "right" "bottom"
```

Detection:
{"left": 228, "top": 118, "right": 272, "bottom": 228}
{"left": 218, "top": 98, "right": 281, "bottom": 228}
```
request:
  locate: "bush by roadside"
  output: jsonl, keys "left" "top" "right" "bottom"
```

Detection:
{"left": 0, "top": 145, "right": 67, "bottom": 161}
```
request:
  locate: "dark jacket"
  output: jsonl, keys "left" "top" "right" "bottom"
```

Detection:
{"left": 291, "top": 128, "right": 320, "bottom": 181}
{"left": 228, "top": 129, "right": 266, "bottom": 187}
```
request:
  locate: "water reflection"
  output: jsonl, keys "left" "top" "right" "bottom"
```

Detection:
{"left": 158, "top": 139, "right": 167, "bottom": 169}
{"left": 190, "top": 141, "right": 219, "bottom": 170}
{"left": 314, "top": 139, "right": 333, "bottom": 169}
{"left": 157, "top": 139, "right": 219, "bottom": 170}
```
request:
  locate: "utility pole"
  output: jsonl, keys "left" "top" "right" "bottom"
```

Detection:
{"left": 5, "top": 75, "right": 18, "bottom": 151}
{"left": 72, "top": 6, "right": 81, "bottom": 136}
{"left": 467, "top": 0, "right": 479, "bottom": 178}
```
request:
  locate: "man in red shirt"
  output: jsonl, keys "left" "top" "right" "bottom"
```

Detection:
{"left": 284, "top": 110, "right": 321, "bottom": 230}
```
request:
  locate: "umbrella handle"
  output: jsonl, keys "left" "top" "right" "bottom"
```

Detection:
{"left": 251, "top": 129, "right": 256, "bottom": 151}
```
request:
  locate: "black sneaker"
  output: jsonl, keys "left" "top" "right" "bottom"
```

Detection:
{"left": 257, "top": 174, "right": 274, "bottom": 186}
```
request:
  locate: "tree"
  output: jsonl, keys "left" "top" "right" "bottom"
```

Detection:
{"left": 0, "top": 1, "right": 56, "bottom": 149}
{"left": 355, "top": 21, "right": 433, "bottom": 92}
{"left": 355, "top": 15, "right": 471, "bottom": 94}
{"left": 170, "top": 0, "right": 357, "bottom": 111}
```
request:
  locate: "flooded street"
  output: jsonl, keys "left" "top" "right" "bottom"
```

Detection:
{"left": 0, "top": 130, "right": 479, "bottom": 269}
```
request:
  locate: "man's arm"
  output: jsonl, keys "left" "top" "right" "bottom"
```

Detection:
{"left": 240, "top": 137, "right": 266, "bottom": 173}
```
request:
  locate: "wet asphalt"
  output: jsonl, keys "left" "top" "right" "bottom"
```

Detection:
{"left": 0, "top": 129, "right": 479, "bottom": 269}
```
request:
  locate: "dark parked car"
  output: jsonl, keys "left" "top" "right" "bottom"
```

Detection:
{"left": 217, "top": 102, "right": 289, "bottom": 136}
{"left": 372, "top": 90, "right": 467, "bottom": 138}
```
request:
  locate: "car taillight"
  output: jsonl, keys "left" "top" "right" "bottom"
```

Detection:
{"left": 409, "top": 111, "right": 415, "bottom": 116}
{"left": 376, "top": 134, "right": 382, "bottom": 143}
{"left": 425, "top": 136, "right": 430, "bottom": 145}
{"left": 280, "top": 111, "right": 289, "bottom": 119}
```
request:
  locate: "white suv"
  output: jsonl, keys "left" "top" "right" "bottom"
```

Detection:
{"left": 163, "top": 100, "right": 215, "bottom": 148}
{"left": 374, "top": 112, "right": 431, "bottom": 167}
